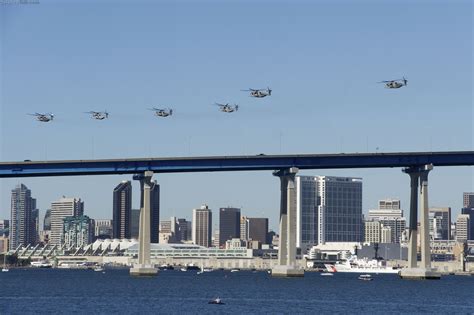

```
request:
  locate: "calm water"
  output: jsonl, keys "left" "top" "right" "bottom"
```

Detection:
{"left": 1, "top": 269, "right": 473, "bottom": 314}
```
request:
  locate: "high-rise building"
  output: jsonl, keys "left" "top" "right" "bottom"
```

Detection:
{"left": 62, "top": 215, "right": 94, "bottom": 248}
{"left": 176, "top": 218, "right": 190, "bottom": 242}
{"left": 192, "top": 204, "right": 212, "bottom": 247}
{"left": 43, "top": 209, "right": 52, "bottom": 231}
{"left": 113, "top": 181, "right": 132, "bottom": 239}
{"left": 31, "top": 208, "right": 39, "bottom": 244}
{"left": 429, "top": 207, "right": 451, "bottom": 240}
{"left": 461, "top": 207, "right": 474, "bottom": 240}
{"left": 50, "top": 197, "right": 84, "bottom": 246}
{"left": 367, "top": 199, "right": 406, "bottom": 244}
{"left": 365, "top": 220, "right": 381, "bottom": 243}
{"left": 10, "top": 184, "right": 37, "bottom": 249}
{"left": 463, "top": 192, "right": 474, "bottom": 208}
{"left": 219, "top": 207, "right": 240, "bottom": 247}
{"left": 241, "top": 217, "right": 268, "bottom": 245}
{"left": 296, "top": 175, "right": 363, "bottom": 252}
{"left": 94, "top": 219, "right": 113, "bottom": 239}
{"left": 0, "top": 236, "right": 9, "bottom": 253}
{"left": 131, "top": 209, "right": 140, "bottom": 239}
{"left": 0, "top": 220, "right": 9, "bottom": 237}
{"left": 456, "top": 214, "right": 470, "bottom": 242}
{"left": 381, "top": 226, "right": 392, "bottom": 243}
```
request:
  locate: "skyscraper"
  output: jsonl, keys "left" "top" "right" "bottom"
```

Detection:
{"left": 219, "top": 207, "right": 240, "bottom": 247}
{"left": 43, "top": 209, "right": 52, "bottom": 231}
{"left": 113, "top": 181, "right": 132, "bottom": 239}
{"left": 368, "top": 199, "right": 406, "bottom": 244}
{"left": 456, "top": 214, "right": 470, "bottom": 242}
{"left": 94, "top": 219, "right": 113, "bottom": 239}
{"left": 247, "top": 217, "right": 269, "bottom": 245}
{"left": 131, "top": 209, "right": 140, "bottom": 239}
{"left": 428, "top": 207, "right": 451, "bottom": 240}
{"left": 50, "top": 197, "right": 84, "bottom": 246}
{"left": 463, "top": 192, "right": 474, "bottom": 208}
{"left": 10, "top": 184, "right": 37, "bottom": 249}
{"left": 62, "top": 215, "right": 94, "bottom": 247}
{"left": 0, "top": 220, "right": 9, "bottom": 237}
{"left": 296, "top": 175, "right": 363, "bottom": 252}
{"left": 192, "top": 204, "right": 212, "bottom": 247}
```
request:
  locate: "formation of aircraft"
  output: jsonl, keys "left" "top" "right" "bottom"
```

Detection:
{"left": 378, "top": 77, "right": 407, "bottom": 89}
{"left": 214, "top": 103, "right": 239, "bottom": 113}
{"left": 85, "top": 110, "right": 109, "bottom": 120}
{"left": 27, "top": 77, "right": 407, "bottom": 122}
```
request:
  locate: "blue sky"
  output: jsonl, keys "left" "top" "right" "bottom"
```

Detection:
{"left": 0, "top": 0, "right": 472, "bottom": 231}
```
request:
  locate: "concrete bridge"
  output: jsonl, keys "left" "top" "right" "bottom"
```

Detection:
{"left": 2, "top": 151, "right": 474, "bottom": 278}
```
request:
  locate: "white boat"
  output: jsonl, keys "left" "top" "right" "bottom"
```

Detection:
{"left": 320, "top": 272, "right": 334, "bottom": 276}
{"left": 230, "top": 269, "right": 240, "bottom": 272}
{"left": 358, "top": 274, "right": 373, "bottom": 281}
{"left": 94, "top": 266, "right": 104, "bottom": 272}
{"left": 2, "top": 255, "right": 8, "bottom": 272}
{"left": 31, "top": 260, "right": 53, "bottom": 268}
{"left": 331, "top": 255, "right": 399, "bottom": 274}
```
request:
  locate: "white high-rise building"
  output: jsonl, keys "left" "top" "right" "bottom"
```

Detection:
{"left": 50, "top": 197, "right": 84, "bottom": 246}
{"left": 456, "top": 214, "right": 470, "bottom": 242}
{"left": 296, "top": 175, "right": 363, "bottom": 253}
{"left": 192, "top": 204, "right": 212, "bottom": 247}
{"left": 367, "top": 199, "right": 406, "bottom": 244}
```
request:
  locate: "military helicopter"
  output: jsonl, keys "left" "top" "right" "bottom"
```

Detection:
{"left": 215, "top": 103, "right": 238, "bottom": 113}
{"left": 241, "top": 87, "right": 272, "bottom": 98}
{"left": 85, "top": 110, "right": 109, "bottom": 120}
{"left": 28, "top": 112, "right": 54, "bottom": 122}
{"left": 149, "top": 107, "right": 173, "bottom": 117}
{"left": 378, "top": 77, "right": 407, "bottom": 89}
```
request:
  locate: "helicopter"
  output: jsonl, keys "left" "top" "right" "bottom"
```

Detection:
{"left": 215, "top": 103, "right": 238, "bottom": 113}
{"left": 85, "top": 110, "right": 109, "bottom": 120}
{"left": 378, "top": 77, "right": 407, "bottom": 89}
{"left": 28, "top": 112, "right": 54, "bottom": 122}
{"left": 149, "top": 107, "right": 173, "bottom": 117}
{"left": 241, "top": 87, "right": 272, "bottom": 98}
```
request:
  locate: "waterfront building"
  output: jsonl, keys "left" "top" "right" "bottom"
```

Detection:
{"left": 429, "top": 207, "right": 451, "bottom": 240}
{"left": 94, "top": 219, "right": 113, "bottom": 239}
{"left": 10, "top": 184, "right": 38, "bottom": 250}
{"left": 246, "top": 218, "right": 269, "bottom": 245}
{"left": 50, "top": 197, "right": 84, "bottom": 246}
{"left": 62, "top": 215, "right": 94, "bottom": 248}
{"left": 192, "top": 205, "right": 212, "bottom": 247}
{"left": 0, "top": 236, "right": 9, "bottom": 253}
{"left": 240, "top": 216, "right": 248, "bottom": 241}
{"left": 219, "top": 207, "right": 240, "bottom": 247}
{"left": 43, "top": 209, "right": 51, "bottom": 231}
{"left": 0, "top": 220, "right": 9, "bottom": 237}
{"left": 367, "top": 199, "right": 406, "bottom": 244}
{"left": 113, "top": 181, "right": 132, "bottom": 239}
{"left": 296, "top": 175, "right": 363, "bottom": 253}
{"left": 225, "top": 238, "right": 246, "bottom": 249}
{"left": 461, "top": 207, "right": 474, "bottom": 240}
{"left": 456, "top": 214, "right": 470, "bottom": 242}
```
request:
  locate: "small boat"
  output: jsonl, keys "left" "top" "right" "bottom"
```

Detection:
{"left": 94, "top": 266, "right": 104, "bottom": 272}
{"left": 230, "top": 269, "right": 240, "bottom": 273}
{"left": 208, "top": 297, "right": 225, "bottom": 305}
{"left": 180, "top": 267, "right": 187, "bottom": 272}
{"left": 358, "top": 274, "right": 373, "bottom": 281}
{"left": 320, "top": 272, "right": 334, "bottom": 276}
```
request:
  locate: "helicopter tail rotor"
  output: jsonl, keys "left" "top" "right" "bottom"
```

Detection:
{"left": 267, "top": 87, "right": 272, "bottom": 95}
{"left": 235, "top": 105, "right": 239, "bottom": 111}
{"left": 403, "top": 77, "right": 407, "bottom": 86}
{"left": 170, "top": 109, "right": 173, "bottom": 116}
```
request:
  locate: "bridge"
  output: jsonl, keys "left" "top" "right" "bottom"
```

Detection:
{"left": 2, "top": 151, "right": 474, "bottom": 278}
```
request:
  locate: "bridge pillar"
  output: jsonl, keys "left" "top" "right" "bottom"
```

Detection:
{"left": 271, "top": 167, "right": 304, "bottom": 277}
{"left": 400, "top": 164, "right": 440, "bottom": 280}
{"left": 130, "top": 171, "right": 158, "bottom": 277}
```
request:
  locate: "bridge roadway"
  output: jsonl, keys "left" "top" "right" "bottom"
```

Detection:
{"left": 0, "top": 151, "right": 474, "bottom": 178}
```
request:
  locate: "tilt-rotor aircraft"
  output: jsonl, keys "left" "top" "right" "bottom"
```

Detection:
{"left": 378, "top": 77, "right": 407, "bottom": 89}
{"left": 85, "top": 110, "right": 109, "bottom": 120}
{"left": 149, "top": 107, "right": 173, "bottom": 117}
{"left": 28, "top": 112, "right": 54, "bottom": 122}
{"left": 215, "top": 103, "right": 238, "bottom": 113}
{"left": 241, "top": 87, "right": 272, "bottom": 98}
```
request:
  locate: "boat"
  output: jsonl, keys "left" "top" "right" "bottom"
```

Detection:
{"left": 2, "top": 255, "right": 8, "bottom": 272}
{"left": 208, "top": 297, "right": 225, "bottom": 305}
{"left": 230, "top": 269, "right": 240, "bottom": 272}
{"left": 331, "top": 255, "right": 399, "bottom": 274}
{"left": 180, "top": 267, "right": 187, "bottom": 272}
{"left": 320, "top": 272, "right": 334, "bottom": 276}
{"left": 93, "top": 266, "right": 104, "bottom": 272}
{"left": 358, "top": 274, "right": 373, "bottom": 281}
{"left": 31, "top": 260, "right": 53, "bottom": 268}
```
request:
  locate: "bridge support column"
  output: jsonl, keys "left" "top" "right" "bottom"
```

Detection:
{"left": 271, "top": 167, "right": 304, "bottom": 277}
{"left": 400, "top": 164, "right": 440, "bottom": 280}
{"left": 130, "top": 171, "right": 158, "bottom": 277}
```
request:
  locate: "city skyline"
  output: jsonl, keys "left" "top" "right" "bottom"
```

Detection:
{"left": 1, "top": 1, "right": 472, "bottom": 232}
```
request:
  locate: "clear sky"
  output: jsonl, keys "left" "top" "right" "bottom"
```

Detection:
{"left": 0, "top": 0, "right": 472, "bottom": 231}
